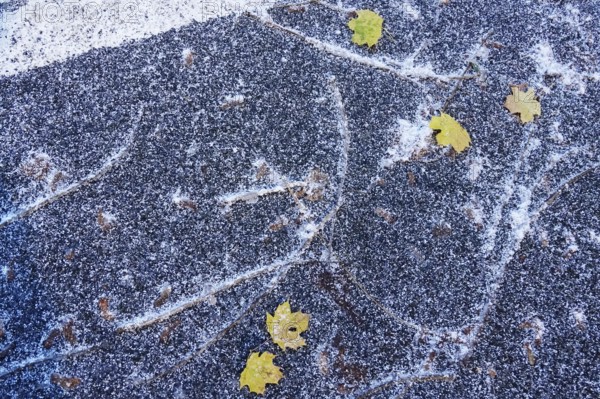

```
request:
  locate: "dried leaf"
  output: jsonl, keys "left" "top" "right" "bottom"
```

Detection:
{"left": 266, "top": 301, "right": 309, "bottom": 351}
{"left": 21, "top": 153, "right": 51, "bottom": 180}
{"left": 49, "top": 171, "right": 66, "bottom": 191}
{"left": 429, "top": 113, "right": 471, "bottom": 153}
{"left": 98, "top": 297, "right": 114, "bottom": 321}
{"left": 255, "top": 162, "right": 271, "bottom": 180}
{"left": 239, "top": 352, "right": 283, "bottom": 395}
{"left": 183, "top": 50, "right": 195, "bottom": 67}
{"left": 524, "top": 343, "right": 536, "bottom": 366}
{"left": 50, "top": 374, "right": 81, "bottom": 390}
{"left": 303, "top": 169, "right": 328, "bottom": 201}
{"left": 63, "top": 320, "right": 77, "bottom": 345}
{"left": 374, "top": 207, "right": 397, "bottom": 224}
{"left": 175, "top": 198, "right": 198, "bottom": 211}
{"left": 97, "top": 209, "right": 116, "bottom": 232}
{"left": 43, "top": 328, "right": 62, "bottom": 349}
{"left": 159, "top": 319, "right": 181, "bottom": 344}
{"left": 269, "top": 216, "right": 288, "bottom": 232}
{"left": 348, "top": 10, "right": 384, "bottom": 48}
{"left": 220, "top": 95, "right": 245, "bottom": 110}
{"left": 64, "top": 248, "right": 76, "bottom": 261}
{"left": 504, "top": 86, "right": 541, "bottom": 123}
{"left": 153, "top": 286, "right": 172, "bottom": 308}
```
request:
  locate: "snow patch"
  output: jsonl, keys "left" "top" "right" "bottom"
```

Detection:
{"left": 468, "top": 156, "right": 486, "bottom": 181}
{"left": 562, "top": 229, "right": 579, "bottom": 256}
{"left": 401, "top": 2, "right": 421, "bottom": 20}
{"left": 548, "top": 4, "right": 590, "bottom": 31}
{"left": 0, "top": 0, "right": 270, "bottom": 76}
{"left": 171, "top": 188, "right": 197, "bottom": 210}
{"left": 548, "top": 121, "right": 564, "bottom": 144}
{"left": 531, "top": 41, "right": 600, "bottom": 94}
{"left": 464, "top": 199, "right": 484, "bottom": 227}
{"left": 533, "top": 318, "right": 545, "bottom": 341}
{"left": 297, "top": 222, "right": 318, "bottom": 241}
{"left": 181, "top": 48, "right": 195, "bottom": 66}
{"left": 380, "top": 109, "right": 431, "bottom": 168}
{"left": 572, "top": 309, "right": 587, "bottom": 328}
{"left": 224, "top": 94, "right": 244, "bottom": 103}
{"left": 100, "top": 211, "right": 117, "bottom": 225}
{"left": 467, "top": 41, "right": 490, "bottom": 63}
{"left": 186, "top": 141, "right": 200, "bottom": 157}
{"left": 252, "top": 15, "right": 454, "bottom": 82}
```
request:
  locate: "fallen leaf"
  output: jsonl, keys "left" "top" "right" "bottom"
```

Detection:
{"left": 255, "top": 162, "right": 271, "bottom": 180}
{"left": 174, "top": 198, "right": 198, "bottom": 211}
{"left": 153, "top": 285, "right": 172, "bottom": 308}
{"left": 159, "top": 319, "right": 181, "bottom": 344}
{"left": 348, "top": 10, "right": 384, "bottom": 48}
{"left": 64, "top": 248, "right": 75, "bottom": 261}
{"left": 42, "top": 329, "right": 62, "bottom": 349}
{"left": 374, "top": 207, "right": 397, "bottom": 224}
{"left": 266, "top": 301, "right": 309, "bottom": 351}
{"left": 20, "top": 153, "right": 51, "bottom": 180}
{"left": 49, "top": 170, "right": 66, "bottom": 191}
{"left": 63, "top": 320, "right": 77, "bottom": 345}
{"left": 50, "top": 374, "right": 81, "bottom": 390}
{"left": 524, "top": 343, "right": 536, "bottom": 366}
{"left": 429, "top": 113, "right": 471, "bottom": 153}
{"left": 97, "top": 208, "right": 116, "bottom": 232}
{"left": 239, "top": 352, "right": 283, "bottom": 395}
{"left": 504, "top": 86, "right": 541, "bottom": 123}
{"left": 98, "top": 297, "right": 114, "bottom": 321}
{"left": 303, "top": 169, "right": 328, "bottom": 201}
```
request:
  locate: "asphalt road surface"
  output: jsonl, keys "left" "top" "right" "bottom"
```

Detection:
{"left": 1, "top": 0, "right": 599, "bottom": 398}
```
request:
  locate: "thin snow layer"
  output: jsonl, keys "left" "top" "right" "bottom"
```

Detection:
{"left": 466, "top": 41, "right": 490, "bottom": 64}
{"left": 572, "top": 309, "right": 587, "bottom": 327}
{"left": 400, "top": 1, "right": 421, "bottom": 21}
{"left": 468, "top": 155, "right": 486, "bottom": 182}
{"left": 380, "top": 113, "right": 431, "bottom": 168}
{"left": 531, "top": 41, "right": 600, "bottom": 94}
{"left": 0, "top": 0, "right": 269, "bottom": 75}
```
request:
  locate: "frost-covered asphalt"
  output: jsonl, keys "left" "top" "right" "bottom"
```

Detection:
{"left": 0, "top": 0, "right": 599, "bottom": 398}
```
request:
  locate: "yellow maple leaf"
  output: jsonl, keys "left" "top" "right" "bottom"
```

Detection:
{"left": 429, "top": 113, "right": 471, "bottom": 153}
{"left": 504, "top": 86, "right": 541, "bottom": 123}
{"left": 266, "top": 301, "right": 309, "bottom": 351}
{"left": 239, "top": 352, "right": 283, "bottom": 395}
{"left": 348, "top": 10, "right": 384, "bottom": 48}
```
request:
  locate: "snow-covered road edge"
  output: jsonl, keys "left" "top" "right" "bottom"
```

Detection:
{"left": 0, "top": 0, "right": 272, "bottom": 76}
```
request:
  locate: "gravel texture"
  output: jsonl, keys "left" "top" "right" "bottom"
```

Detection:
{"left": 0, "top": 0, "right": 599, "bottom": 398}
